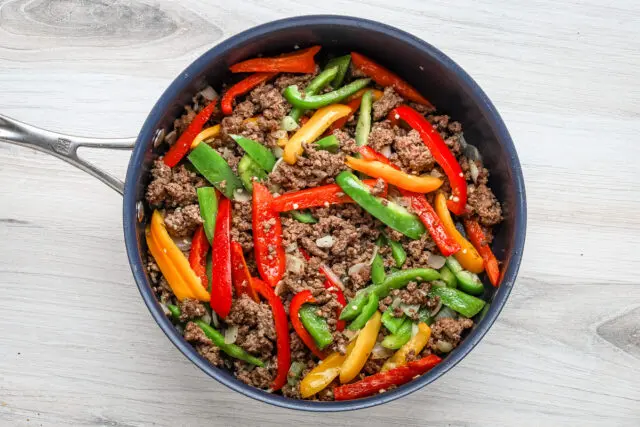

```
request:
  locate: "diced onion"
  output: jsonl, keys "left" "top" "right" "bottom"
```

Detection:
{"left": 343, "top": 329, "right": 358, "bottom": 342}
{"left": 316, "top": 235, "right": 335, "bottom": 248}
{"left": 286, "top": 255, "right": 305, "bottom": 274}
{"left": 436, "top": 340, "right": 454, "bottom": 353}
{"left": 285, "top": 242, "right": 298, "bottom": 253}
{"left": 426, "top": 253, "right": 446, "bottom": 269}
{"left": 348, "top": 263, "right": 368, "bottom": 276}
{"left": 272, "top": 146, "right": 284, "bottom": 158}
{"left": 200, "top": 86, "right": 218, "bottom": 101}
{"left": 469, "top": 161, "right": 479, "bottom": 183}
{"left": 281, "top": 115, "right": 300, "bottom": 131}
{"left": 391, "top": 297, "right": 402, "bottom": 310}
{"left": 380, "top": 146, "right": 392, "bottom": 158}
{"left": 272, "top": 157, "right": 284, "bottom": 172}
{"left": 429, "top": 299, "right": 443, "bottom": 317}
{"left": 320, "top": 264, "right": 345, "bottom": 290}
{"left": 275, "top": 280, "right": 287, "bottom": 296}
{"left": 371, "top": 342, "right": 394, "bottom": 359}
{"left": 274, "top": 129, "right": 288, "bottom": 140}
{"left": 160, "top": 303, "right": 170, "bottom": 316}
{"left": 172, "top": 236, "right": 192, "bottom": 252}
{"left": 200, "top": 310, "right": 212, "bottom": 325}
{"left": 401, "top": 304, "right": 421, "bottom": 318}
{"left": 367, "top": 246, "right": 380, "bottom": 265}
{"left": 430, "top": 168, "right": 443, "bottom": 178}
{"left": 233, "top": 189, "right": 251, "bottom": 202}
{"left": 411, "top": 323, "right": 419, "bottom": 337}
{"left": 435, "top": 306, "right": 457, "bottom": 320}
{"left": 224, "top": 325, "right": 239, "bottom": 344}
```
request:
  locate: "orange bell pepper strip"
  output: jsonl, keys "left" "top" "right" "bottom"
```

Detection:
{"left": 190, "top": 125, "right": 221, "bottom": 149}
{"left": 464, "top": 219, "right": 500, "bottom": 286}
{"left": 148, "top": 210, "right": 210, "bottom": 301}
{"left": 328, "top": 89, "right": 384, "bottom": 132}
{"left": 164, "top": 100, "right": 217, "bottom": 167}
{"left": 382, "top": 322, "right": 431, "bottom": 372}
{"left": 351, "top": 52, "right": 434, "bottom": 107}
{"left": 284, "top": 105, "right": 352, "bottom": 164}
{"left": 300, "top": 340, "right": 356, "bottom": 398}
{"left": 230, "top": 46, "right": 321, "bottom": 74}
{"left": 345, "top": 156, "right": 442, "bottom": 193}
{"left": 230, "top": 241, "right": 259, "bottom": 302}
{"left": 145, "top": 227, "right": 196, "bottom": 301}
{"left": 221, "top": 72, "right": 278, "bottom": 115}
{"left": 434, "top": 193, "right": 484, "bottom": 273}
{"left": 344, "top": 88, "right": 385, "bottom": 103}
{"left": 339, "top": 311, "right": 382, "bottom": 384}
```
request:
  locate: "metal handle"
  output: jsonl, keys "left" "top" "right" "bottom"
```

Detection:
{"left": 0, "top": 114, "right": 136, "bottom": 195}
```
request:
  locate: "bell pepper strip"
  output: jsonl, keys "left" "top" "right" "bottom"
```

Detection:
{"left": 324, "top": 279, "right": 347, "bottom": 331}
{"left": 381, "top": 309, "right": 406, "bottom": 334}
{"left": 284, "top": 104, "right": 352, "bottom": 164}
{"left": 371, "top": 253, "right": 385, "bottom": 286}
{"left": 347, "top": 292, "right": 379, "bottom": 331}
{"left": 283, "top": 78, "right": 371, "bottom": 111}
{"left": 328, "top": 89, "right": 384, "bottom": 133}
{"left": 196, "top": 187, "right": 218, "bottom": 243}
{"left": 271, "top": 179, "right": 386, "bottom": 212}
{"left": 355, "top": 90, "right": 373, "bottom": 146}
{"left": 445, "top": 257, "right": 484, "bottom": 295}
{"left": 289, "top": 210, "right": 318, "bottom": 224}
{"left": 346, "top": 156, "right": 443, "bottom": 193}
{"left": 336, "top": 171, "right": 425, "bottom": 240}
{"left": 300, "top": 341, "right": 356, "bottom": 398}
{"left": 339, "top": 290, "right": 370, "bottom": 321}
{"left": 429, "top": 286, "right": 486, "bottom": 318}
{"left": 374, "top": 268, "right": 440, "bottom": 299}
{"left": 191, "top": 125, "right": 221, "bottom": 149}
{"left": 334, "top": 354, "right": 442, "bottom": 401}
{"left": 314, "top": 135, "right": 339, "bottom": 153}
{"left": 205, "top": 251, "right": 213, "bottom": 292}
{"left": 387, "top": 238, "right": 407, "bottom": 268}
{"left": 230, "top": 135, "right": 276, "bottom": 172}
{"left": 230, "top": 241, "right": 259, "bottom": 302}
{"left": 146, "top": 227, "right": 196, "bottom": 301}
{"left": 339, "top": 311, "right": 382, "bottom": 384}
{"left": 434, "top": 192, "right": 484, "bottom": 273}
{"left": 381, "top": 317, "right": 413, "bottom": 350}
{"left": 287, "top": 361, "right": 305, "bottom": 387}
{"left": 345, "top": 88, "right": 385, "bottom": 104}
{"left": 221, "top": 72, "right": 277, "bottom": 115}
{"left": 188, "top": 225, "right": 210, "bottom": 288}
{"left": 164, "top": 100, "right": 217, "bottom": 167}
{"left": 325, "top": 55, "right": 351, "bottom": 88}
{"left": 464, "top": 219, "right": 500, "bottom": 286}
{"left": 289, "top": 66, "right": 339, "bottom": 122}
{"left": 188, "top": 143, "right": 243, "bottom": 200}
{"left": 439, "top": 265, "right": 458, "bottom": 288}
{"left": 148, "top": 210, "right": 210, "bottom": 301}
{"left": 382, "top": 322, "right": 431, "bottom": 371}
{"left": 166, "top": 304, "right": 181, "bottom": 321}
{"left": 252, "top": 182, "right": 286, "bottom": 287}
{"left": 350, "top": 52, "right": 433, "bottom": 107}
{"left": 229, "top": 45, "right": 321, "bottom": 73}
{"left": 237, "top": 155, "right": 267, "bottom": 193}
{"left": 290, "top": 291, "right": 326, "bottom": 359}
{"left": 391, "top": 105, "right": 467, "bottom": 214}
{"left": 193, "top": 320, "right": 264, "bottom": 367}
{"left": 209, "top": 197, "right": 233, "bottom": 319}
{"left": 299, "top": 304, "right": 333, "bottom": 349}
{"left": 252, "top": 278, "right": 290, "bottom": 391}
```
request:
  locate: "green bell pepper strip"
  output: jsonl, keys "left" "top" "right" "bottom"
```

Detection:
{"left": 445, "top": 257, "right": 483, "bottom": 295}
{"left": 288, "top": 66, "right": 339, "bottom": 122}
{"left": 287, "top": 361, "right": 306, "bottom": 387}
{"left": 339, "top": 291, "right": 370, "bottom": 321}
{"left": 388, "top": 238, "right": 407, "bottom": 268}
{"left": 336, "top": 171, "right": 425, "bottom": 239}
{"left": 298, "top": 304, "right": 333, "bottom": 349}
{"left": 371, "top": 253, "right": 385, "bottom": 286}
{"left": 230, "top": 135, "right": 276, "bottom": 172}
{"left": 445, "top": 256, "right": 463, "bottom": 273}
{"left": 429, "top": 286, "right": 486, "bottom": 318}
{"left": 290, "top": 210, "right": 318, "bottom": 224}
{"left": 167, "top": 304, "right": 181, "bottom": 321}
{"left": 283, "top": 78, "right": 371, "bottom": 110}
{"left": 188, "top": 143, "right": 243, "bottom": 200}
{"left": 355, "top": 90, "right": 373, "bottom": 146}
{"left": 315, "top": 135, "right": 339, "bottom": 153}
{"left": 439, "top": 265, "right": 457, "bottom": 288}
{"left": 196, "top": 187, "right": 218, "bottom": 243}
{"left": 238, "top": 155, "right": 267, "bottom": 193}
{"left": 325, "top": 55, "right": 351, "bottom": 88}
{"left": 347, "top": 292, "right": 379, "bottom": 331}
{"left": 375, "top": 234, "right": 387, "bottom": 247}
{"left": 194, "top": 320, "right": 265, "bottom": 367}
{"left": 375, "top": 268, "right": 440, "bottom": 299}
{"left": 381, "top": 318, "right": 413, "bottom": 349}
{"left": 381, "top": 309, "right": 406, "bottom": 334}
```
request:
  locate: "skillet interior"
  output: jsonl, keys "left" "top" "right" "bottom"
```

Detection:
{"left": 123, "top": 15, "right": 526, "bottom": 411}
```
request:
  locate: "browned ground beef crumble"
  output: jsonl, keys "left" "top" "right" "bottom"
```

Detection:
{"left": 143, "top": 62, "right": 502, "bottom": 400}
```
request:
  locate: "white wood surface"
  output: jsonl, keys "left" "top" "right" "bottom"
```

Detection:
{"left": 1, "top": 0, "right": 639, "bottom": 425}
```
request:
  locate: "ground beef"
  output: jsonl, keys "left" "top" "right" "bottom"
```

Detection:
{"left": 178, "top": 299, "right": 206, "bottom": 321}
{"left": 368, "top": 120, "right": 395, "bottom": 151}
{"left": 249, "top": 84, "right": 290, "bottom": 120}
{"left": 349, "top": 63, "right": 367, "bottom": 78}
{"left": 269, "top": 144, "right": 346, "bottom": 191}
{"left": 404, "top": 233, "right": 436, "bottom": 268}
{"left": 372, "top": 87, "right": 404, "bottom": 120}
{"left": 429, "top": 317, "right": 474, "bottom": 352}
{"left": 408, "top": 101, "right": 436, "bottom": 114}
{"left": 196, "top": 343, "right": 224, "bottom": 367}
{"left": 398, "top": 282, "right": 430, "bottom": 306}
{"left": 370, "top": 178, "right": 386, "bottom": 197}
{"left": 227, "top": 295, "right": 276, "bottom": 358}
{"left": 290, "top": 332, "right": 310, "bottom": 362}
{"left": 164, "top": 204, "right": 202, "bottom": 237}
{"left": 173, "top": 105, "right": 197, "bottom": 135}
{"left": 394, "top": 129, "right": 436, "bottom": 174}
{"left": 235, "top": 359, "right": 275, "bottom": 389}
{"left": 331, "top": 129, "right": 358, "bottom": 154}
{"left": 183, "top": 321, "right": 209, "bottom": 344}
{"left": 282, "top": 383, "right": 302, "bottom": 399}
{"left": 183, "top": 322, "right": 225, "bottom": 366}
{"left": 145, "top": 161, "right": 205, "bottom": 208}
{"left": 230, "top": 200, "right": 253, "bottom": 253}
{"left": 329, "top": 331, "right": 348, "bottom": 355}
{"left": 273, "top": 71, "right": 317, "bottom": 91}
{"left": 362, "top": 358, "right": 385, "bottom": 376}
{"left": 467, "top": 184, "right": 502, "bottom": 226}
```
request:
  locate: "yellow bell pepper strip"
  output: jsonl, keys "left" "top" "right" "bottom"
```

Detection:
{"left": 434, "top": 192, "right": 484, "bottom": 273}
{"left": 283, "top": 105, "right": 352, "bottom": 164}
{"left": 190, "top": 125, "right": 221, "bottom": 149}
{"left": 300, "top": 341, "right": 356, "bottom": 398}
{"left": 145, "top": 227, "right": 195, "bottom": 301}
{"left": 339, "top": 311, "right": 382, "bottom": 384}
{"left": 381, "top": 322, "right": 431, "bottom": 372}
{"left": 148, "top": 210, "right": 210, "bottom": 301}
{"left": 345, "top": 156, "right": 443, "bottom": 193}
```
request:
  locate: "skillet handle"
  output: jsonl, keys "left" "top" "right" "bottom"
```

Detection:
{"left": 0, "top": 114, "right": 136, "bottom": 195}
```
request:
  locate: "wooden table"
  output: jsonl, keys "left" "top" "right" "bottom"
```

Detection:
{"left": 1, "top": 1, "right": 639, "bottom": 425}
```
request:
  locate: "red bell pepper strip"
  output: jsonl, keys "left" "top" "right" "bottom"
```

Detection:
{"left": 252, "top": 277, "right": 290, "bottom": 391}
{"left": 391, "top": 105, "right": 467, "bottom": 215}
{"left": 230, "top": 241, "right": 260, "bottom": 302}
{"left": 271, "top": 179, "right": 387, "bottom": 213}
{"left": 358, "top": 146, "right": 460, "bottom": 256}
{"left": 333, "top": 354, "right": 442, "bottom": 400}
{"left": 324, "top": 280, "right": 347, "bottom": 331}
{"left": 252, "top": 182, "right": 286, "bottom": 287}
{"left": 464, "top": 219, "right": 500, "bottom": 286}
{"left": 230, "top": 46, "right": 321, "bottom": 74}
{"left": 164, "top": 100, "right": 217, "bottom": 168}
{"left": 350, "top": 52, "right": 433, "bottom": 107}
{"left": 221, "top": 72, "right": 277, "bottom": 115}
{"left": 209, "top": 197, "right": 233, "bottom": 318}
{"left": 188, "top": 225, "right": 210, "bottom": 288}
{"left": 290, "top": 290, "right": 326, "bottom": 359}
